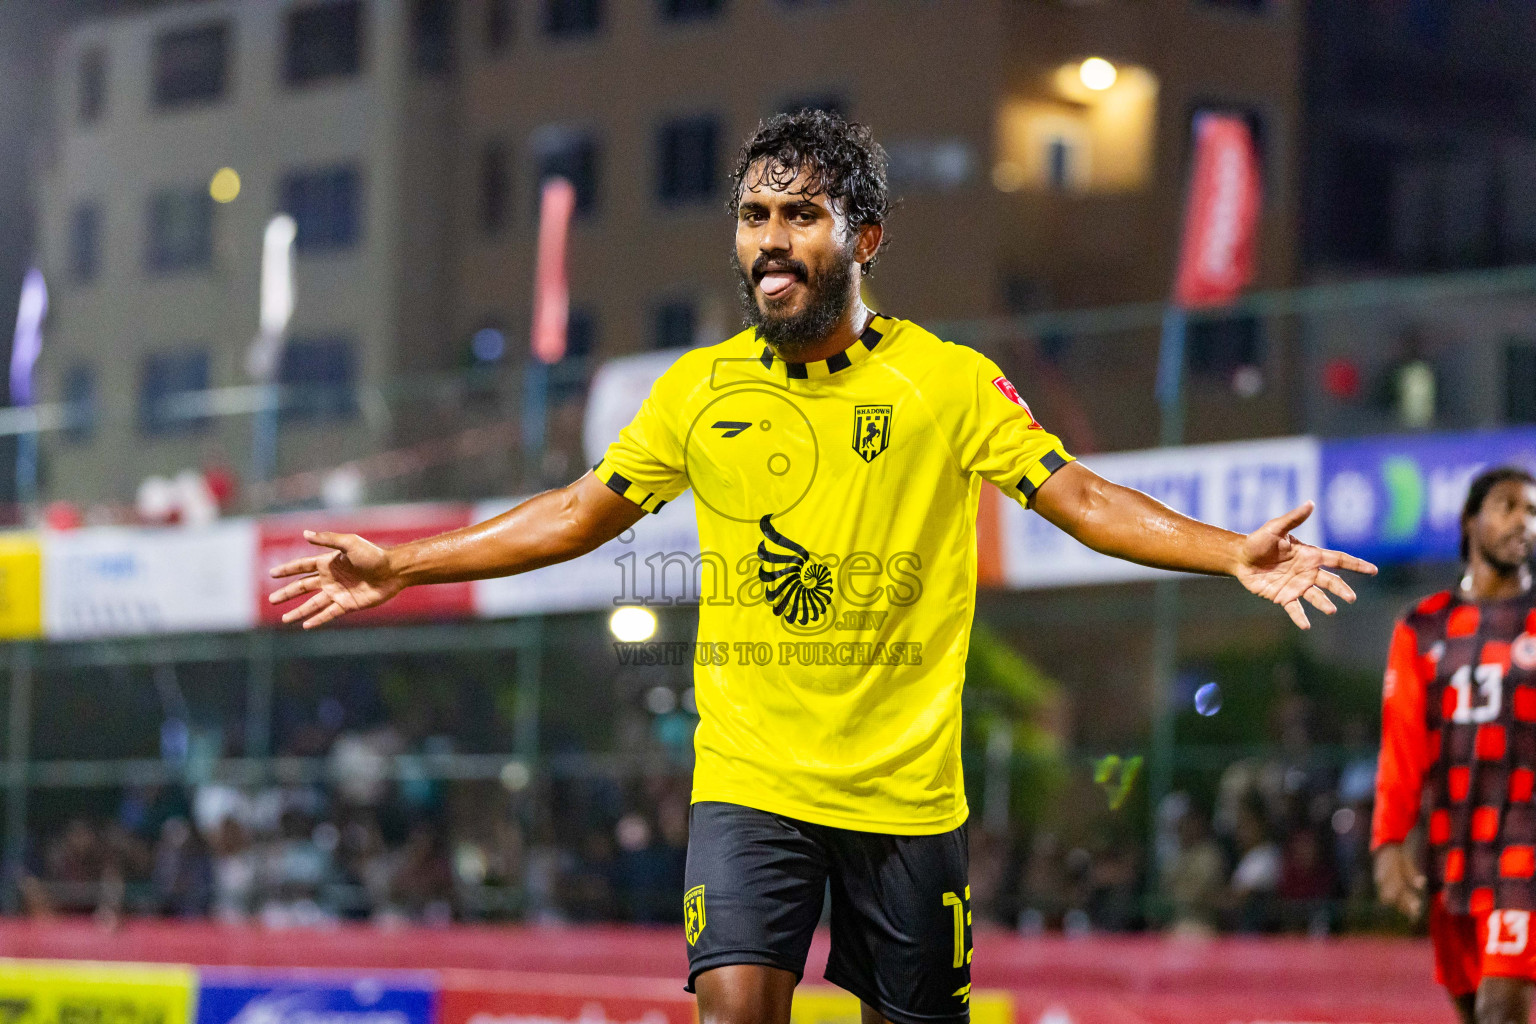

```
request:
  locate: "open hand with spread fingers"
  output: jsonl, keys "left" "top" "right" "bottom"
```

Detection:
{"left": 1233, "top": 501, "right": 1379, "bottom": 629}
{"left": 267, "top": 530, "right": 406, "bottom": 629}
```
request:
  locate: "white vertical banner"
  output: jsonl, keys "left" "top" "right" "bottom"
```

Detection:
{"left": 1000, "top": 437, "right": 1321, "bottom": 590}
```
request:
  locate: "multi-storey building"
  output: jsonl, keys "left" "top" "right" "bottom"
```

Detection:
{"left": 33, "top": 0, "right": 1304, "bottom": 508}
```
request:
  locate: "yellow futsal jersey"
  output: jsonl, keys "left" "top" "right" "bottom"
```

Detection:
{"left": 594, "top": 314, "right": 1074, "bottom": 834}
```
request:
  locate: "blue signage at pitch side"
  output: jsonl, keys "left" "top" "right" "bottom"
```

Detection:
{"left": 1319, "top": 428, "right": 1536, "bottom": 564}
{"left": 194, "top": 971, "right": 436, "bottom": 1024}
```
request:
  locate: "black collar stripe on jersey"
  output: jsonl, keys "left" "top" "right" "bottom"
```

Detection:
{"left": 759, "top": 314, "right": 890, "bottom": 378}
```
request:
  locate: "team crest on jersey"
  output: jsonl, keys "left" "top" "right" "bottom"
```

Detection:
{"left": 1515, "top": 634, "right": 1536, "bottom": 672}
{"left": 992, "top": 376, "right": 1041, "bottom": 428}
{"left": 853, "top": 405, "right": 892, "bottom": 463}
{"left": 758, "top": 515, "right": 834, "bottom": 627}
{"left": 684, "top": 884, "right": 706, "bottom": 945}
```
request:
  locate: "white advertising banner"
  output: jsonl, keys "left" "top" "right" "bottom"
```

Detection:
{"left": 1000, "top": 436, "right": 1322, "bottom": 590}
{"left": 472, "top": 492, "right": 703, "bottom": 618}
{"left": 43, "top": 520, "right": 258, "bottom": 639}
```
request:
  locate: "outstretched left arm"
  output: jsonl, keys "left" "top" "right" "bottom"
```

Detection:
{"left": 1031, "top": 461, "right": 1378, "bottom": 629}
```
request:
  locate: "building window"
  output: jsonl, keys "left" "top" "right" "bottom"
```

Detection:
{"left": 139, "top": 349, "right": 210, "bottom": 435}
{"left": 480, "top": 141, "right": 511, "bottom": 234}
{"left": 284, "top": 0, "right": 363, "bottom": 86}
{"left": 281, "top": 164, "right": 362, "bottom": 253}
{"left": 146, "top": 189, "right": 213, "bottom": 272}
{"left": 280, "top": 337, "right": 358, "bottom": 422}
{"left": 70, "top": 204, "right": 102, "bottom": 284}
{"left": 544, "top": 0, "right": 601, "bottom": 37}
{"left": 551, "top": 308, "right": 595, "bottom": 400}
{"left": 152, "top": 23, "right": 228, "bottom": 109}
{"left": 412, "top": 0, "right": 455, "bottom": 73}
{"left": 1509, "top": 343, "right": 1536, "bottom": 425}
{"left": 657, "top": 118, "right": 719, "bottom": 204}
{"left": 1188, "top": 313, "right": 1262, "bottom": 379}
{"left": 653, "top": 300, "right": 695, "bottom": 349}
{"left": 485, "top": 0, "right": 515, "bottom": 50}
{"left": 533, "top": 128, "right": 599, "bottom": 216}
{"left": 62, "top": 363, "right": 98, "bottom": 444}
{"left": 78, "top": 47, "right": 106, "bottom": 123}
{"left": 661, "top": 0, "right": 724, "bottom": 21}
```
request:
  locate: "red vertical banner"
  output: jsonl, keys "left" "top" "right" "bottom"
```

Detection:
{"left": 531, "top": 177, "right": 577, "bottom": 365}
{"left": 1173, "top": 113, "right": 1262, "bottom": 309}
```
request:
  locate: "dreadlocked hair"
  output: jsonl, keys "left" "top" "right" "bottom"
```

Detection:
{"left": 728, "top": 109, "right": 891, "bottom": 276}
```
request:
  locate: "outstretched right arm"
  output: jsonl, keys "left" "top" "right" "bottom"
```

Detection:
{"left": 268, "top": 471, "right": 646, "bottom": 629}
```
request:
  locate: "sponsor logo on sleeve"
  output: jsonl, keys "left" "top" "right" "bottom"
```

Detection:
{"left": 990, "top": 377, "right": 1040, "bottom": 428}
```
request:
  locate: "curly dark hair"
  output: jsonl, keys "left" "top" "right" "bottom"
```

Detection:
{"left": 728, "top": 109, "right": 891, "bottom": 276}
{"left": 1461, "top": 465, "right": 1536, "bottom": 561}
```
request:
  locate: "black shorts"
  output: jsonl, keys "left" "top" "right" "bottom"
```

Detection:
{"left": 682, "top": 800, "right": 972, "bottom": 1024}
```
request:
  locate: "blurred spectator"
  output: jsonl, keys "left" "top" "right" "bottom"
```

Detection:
{"left": 1229, "top": 802, "right": 1282, "bottom": 933}
{"left": 151, "top": 817, "right": 211, "bottom": 917}
{"left": 1164, "top": 807, "right": 1226, "bottom": 936}
{"left": 1278, "top": 826, "right": 1336, "bottom": 935}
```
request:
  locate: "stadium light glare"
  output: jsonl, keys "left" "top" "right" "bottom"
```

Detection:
{"left": 1079, "top": 57, "right": 1118, "bottom": 91}
{"left": 210, "top": 167, "right": 241, "bottom": 203}
{"left": 609, "top": 606, "right": 657, "bottom": 642}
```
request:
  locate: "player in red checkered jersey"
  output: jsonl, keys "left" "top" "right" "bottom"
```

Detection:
{"left": 1375, "top": 467, "right": 1536, "bottom": 1024}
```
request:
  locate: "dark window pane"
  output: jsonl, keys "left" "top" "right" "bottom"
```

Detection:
{"left": 284, "top": 0, "right": 362, "bottom": 86}
{"left": 139, "top": 349, "right": 210, "bottom": 435}
{"left": 78, "top": 47, "right": 106, "bottom": 123}
{"left": 534, "top": 130, "right": 599, "bottom": 216}
{"left": 70, "top": 204, "right": 101, "bottom": 283}
{"left": 660, "top": 0, "right": 723, "bottom": 21}
{"left": 544, "top": 0, "right": 601, "bottom": 36}
{"left": 1188, "top": 314, "right": 1263, "bottom": 377}
{"left": 62, "top": 364, "right": 97, "bottom": 444}
{"left": 153, "top": 23, "right": 228, "bottom": 109}
{"left": 551, "top": 308, "right": 595, "bottom": 400}
{"left": 280, "top": 164, "right": 362, "bottom": 252}
{"left": 146, "top": 189, "right": 213, "bottom": 272}
{"left": 480, "top": 141, "right": 511, "bottom": 234}
{"left": 280, "top": 337, "right": 358, "bottom": 422}
{"left": 486, "top": 0, "right": 515, "bottom": 50}
{"left": 412, "top": 0, "right": 454, "bottom": 73}
{"left": 653, "top": 301, "right": 695, "bottom": 349}
{"left": 1509, "top": 344, "right": 1536, "bottom": 424}
{"left": 657, "top": 117, "right": 718, "bottom": 204}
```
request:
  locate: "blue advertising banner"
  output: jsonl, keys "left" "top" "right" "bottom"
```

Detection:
{"left": 1320, "top": 428, "right": 1536, "bottom": 565}
{"left": 195, "top": 970, "right": 436, "bottom": 1024}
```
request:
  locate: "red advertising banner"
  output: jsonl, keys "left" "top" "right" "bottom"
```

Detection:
{"left": 258, "top": 504, "right": 474, "bottom": 625}
{"left": 439, "top": 969, "right": 696, "bottom": 1024}
{"left": 1172, "top": 113, "right": 1262, "bottom": 309}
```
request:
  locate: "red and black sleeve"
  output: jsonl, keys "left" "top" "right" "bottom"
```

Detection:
{"left": 1372, "top": 620, "right": 1430, "bottom": 849}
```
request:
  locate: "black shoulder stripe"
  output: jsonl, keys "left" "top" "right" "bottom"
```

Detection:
{"left": 1017, "top": 475, "right": 1038, "bottom": 501}
{"left": 1041, "top": 450, "right": 1068, "bottom": 474}
{"left": 603, "top": 472, "right": 633, "bottom": 498}
{"left": 652, "top": 499, "right": 667, "bottom": 513}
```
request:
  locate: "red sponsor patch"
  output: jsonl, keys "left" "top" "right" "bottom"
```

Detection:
{"left": 1515, "top": 634, "right": 1536, "bottom": 673}
{"left": 991, "top": 376, "right": 1041, "bottom": 428}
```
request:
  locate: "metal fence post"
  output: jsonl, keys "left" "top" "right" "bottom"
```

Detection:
{"left": 4, "top": 641, "right": 32, "bottom": 912}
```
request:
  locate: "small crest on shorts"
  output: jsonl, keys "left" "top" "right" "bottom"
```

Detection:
{"left": 1515, "top": 634, "right": 1536, "bottom": 672}
{"left": 684, "top": 884, "right": 707, "bottom": 945}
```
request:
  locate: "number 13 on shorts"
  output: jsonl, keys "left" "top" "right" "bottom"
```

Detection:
{"left": 943, "top": 886, "right": 973, "bottom": 975}
{"left": 1488, "top": 909, "right": 1531, "bottom": 956}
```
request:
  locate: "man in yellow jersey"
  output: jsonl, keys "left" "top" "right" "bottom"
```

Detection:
{"left": 270, "top": 112, "right": 1376, "bottom": 1024}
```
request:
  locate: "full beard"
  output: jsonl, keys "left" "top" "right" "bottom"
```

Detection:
{"left": 734, "top": 246, "right": 857, "bottom": 360}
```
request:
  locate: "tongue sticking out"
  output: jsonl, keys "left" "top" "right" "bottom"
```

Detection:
{"left": 759, "top": 272, "right": 798, "bottom": 298}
